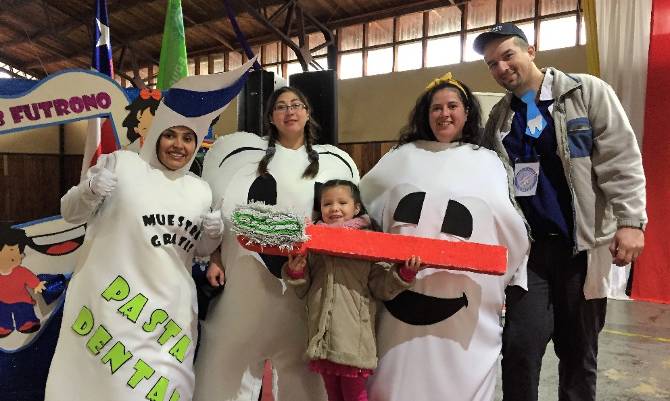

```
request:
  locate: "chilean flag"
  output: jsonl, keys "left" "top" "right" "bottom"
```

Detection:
{"left": 81, "top": 0, "right": 118, "bottom": 179}
{"left": 92, "top": 0, "right": 113, "bottom": 76}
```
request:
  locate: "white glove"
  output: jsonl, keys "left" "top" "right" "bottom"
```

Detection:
{"left": 201, "top": 210, "right": 225, "bottom": 238}
{"left": 88, "top": 167, "right": 117, "bottom": 197}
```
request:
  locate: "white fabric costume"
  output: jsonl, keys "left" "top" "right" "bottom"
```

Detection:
{"left": 45, "top": 62, "right": 253, "bottom": 401}
{"left": 360, "top": 141, "right": 529, "bottom": 401}
{"left": 194, "top": 131, "right": 359, "bottom": 401}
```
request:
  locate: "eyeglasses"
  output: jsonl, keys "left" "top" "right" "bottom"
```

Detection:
{"left": 273, "top": 103, "right": 306, "bottom": 113}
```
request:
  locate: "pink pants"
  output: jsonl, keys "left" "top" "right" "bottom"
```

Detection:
{"left": 321, "top": 373, "right": 369, "bottom": 401}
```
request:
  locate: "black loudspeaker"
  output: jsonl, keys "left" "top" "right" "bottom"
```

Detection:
{"left": 289, "top": 70, "right": 338, "bottom": 146}
{"left": 237, "top": 69, "right": 275, "bottom": 135}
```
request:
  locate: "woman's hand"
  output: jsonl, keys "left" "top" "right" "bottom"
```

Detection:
{"left": 206, "top": 248, "right": 225, "bottom": 286}
{"left": 206, "top": 261, "right": 225, "bottom": 287}
{"left": 201, "top": 209, "right": 225, "bottom": 238}
{"left": 88, "top": 159, "right": 117, "bottom": 198}
{"left": 286, "top": 254, "right": 308, "bottom": 274}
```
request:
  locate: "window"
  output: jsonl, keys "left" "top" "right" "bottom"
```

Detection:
{"left": 264, "top": 64, "right": 280, "bottom": 76}
{"left": 539, "top": 16, "right": 578, "bottom": 50}
{"left": 397, "top": 13, "right": 423, "bottom": 41}
{"left": 187, "top": 58, "right": 196, "bottom": 76}
{"left": 340, "top": 25, "right": 363, "bottom": 51}
{"left": 228, "top": 51, "right": 242, "bottom": 71}
{"left": 426, "top": 36, "right": 461, "bottom": 67}
{"left": 464, "top": 31, "right": 487, "bottom": 62}
{"left": 397, "top": 42, "right": 422, "bottom": 72}
{"left": 286, "top": 61, "right": 303, "bottom": 78}
{"left": 309, "top": 32, "right": 327, "bottom": 56}
{"left": 212, "top": 54, "right": 224, "bottom": 73}
{"left": 502, "top": 0, "right": 535, "bottom": 22}
{"left": 308, "top": 56, "right": 329, "bottom": 72}
{"left": 263, "top": 42, "right": 279, "bottom": 64}
{"left": 467, "top": 0, "right": 496, "bottom": 29}
{"left": 428, "top": 6, "right": 461, "bottom": 36}
{"left": 211, "top": 0, "right": 582, "bottom": 81}
{"left": 340, "top": 52, "right": 362, "bottom": 79}
{"left": 367, "top": 47, "right": 393, "bottom": 75}
{"left": 517, "top": 22, "right": 536, "bottom": 46}
{"left": 199, "top": 58, "right": 209, "bottom": 75}
{"left": 541, "top": 0, "right": 578, "bottom": 16}
{"left": 368, "top": 18, "right": 393, "bottom": 46}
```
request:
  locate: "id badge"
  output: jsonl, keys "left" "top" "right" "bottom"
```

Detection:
{"left": 514, "top": 162, "right": 540, "bottom": 197}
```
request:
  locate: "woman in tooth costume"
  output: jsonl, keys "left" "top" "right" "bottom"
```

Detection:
{"left": 194, "top": 87, "right": 359, "bottom": 401}
{"left": 45, "top": 64, "right": 253, "bottom": 401}
{"left": 360, "top": 74, "right": 529, "bottom": 401}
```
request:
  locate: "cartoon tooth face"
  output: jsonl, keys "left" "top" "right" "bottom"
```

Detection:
{"left": 360, "top": 141, "right": 529, "bottom": 401}
{"left": 380, "top": 182, "right": 494, "bottom": 337}
{"left": 202, "top": 131, "right": 358, "bottom": 278}
{"left": 0, "top": 218, "right": 85, "bottom": 352}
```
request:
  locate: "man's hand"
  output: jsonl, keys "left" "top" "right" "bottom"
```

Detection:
{"left": 609, "top": 227, "right": 645, "bottom": 266}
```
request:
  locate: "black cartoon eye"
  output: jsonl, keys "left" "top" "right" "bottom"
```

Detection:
{"left": 441, "top": 200, "right": 472, "bottom": 239}
{"left": 393, "top": 192, "right": 425, "bottom": 224}
{"left": 247, "top": 174, "right": 285, "bottom": 277}
{"left": 248, "top": 174, "right": 277, "bottom": 205}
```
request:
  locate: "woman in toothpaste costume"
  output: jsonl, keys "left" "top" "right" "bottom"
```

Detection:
{"left": 360, "top": 73, "right": 529, "bottom": 401}
{"left": 194, "top": 86, "right": 359, "bottom": 401}
{"left": 45, "top": 61, "right": 254, "bottom": 401}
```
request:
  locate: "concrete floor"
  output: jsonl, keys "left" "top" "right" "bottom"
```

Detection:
{"left": 260, "top": 299, "right": 670, "bottom": 401}
{"left": 495, "top": 299, "right": 670, "bottom": 401}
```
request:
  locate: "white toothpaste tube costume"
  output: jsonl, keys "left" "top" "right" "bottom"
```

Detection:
{"left": 45, "top": 60, "right": 253, "bottom": 401}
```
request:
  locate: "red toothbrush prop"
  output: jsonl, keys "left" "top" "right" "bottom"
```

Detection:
{"left": 233, "top": 203, "right": 507, "bottom": 275}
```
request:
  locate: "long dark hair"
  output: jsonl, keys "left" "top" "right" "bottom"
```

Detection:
{"left": 397, "top": 79, "right": 483, "bottom": 147}
{"left": 257, "top": 86, "right": 320, "bottom": 179}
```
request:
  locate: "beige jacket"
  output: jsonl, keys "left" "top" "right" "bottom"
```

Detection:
{"left": 484, "top": 67, "right": 647, "bottom": 299}
{"left": 283, "top": 253, "right": 412, "bottom": 369}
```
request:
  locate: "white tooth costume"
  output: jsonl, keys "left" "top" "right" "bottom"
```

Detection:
{"left": 194, "top": 131, "right": 359, "bottom": 401}
{"left": 359, "top": 141, "right": 529, "bottom": 401}
{"left": 45, "top": 60, "right": 254, "bottom": 401}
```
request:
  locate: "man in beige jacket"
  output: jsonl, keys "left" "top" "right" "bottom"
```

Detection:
{"left": 474, "top": 23, "right": 647, "bottom": 401}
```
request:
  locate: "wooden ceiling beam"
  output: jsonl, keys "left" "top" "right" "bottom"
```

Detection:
{"left": 324, "top": 0, "right": 468, "bottom": 29}
{"left": 0, "top": 0, "right": 163, "bottom": 49}
{"left": 25, "top": 1, "right": 162, "bottom": 70}
{"left": 188, "top": 0, "right": 465, "bottom": 57}
{"left": 25, "top": 0, "right": 253, "bottom": 69}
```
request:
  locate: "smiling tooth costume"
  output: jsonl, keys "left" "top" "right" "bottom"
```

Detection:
{"left": 44, "top": 61, "right": 253, "bottom": 401}
{"left": 194, "top": 131, "right": 359, "bottom": 401}
{"left": 360, "top": 141, "right": 529, "bottom": 401}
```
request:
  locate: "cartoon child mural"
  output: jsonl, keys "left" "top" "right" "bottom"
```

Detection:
{"left": 122, "top": 88, "right": 162, "bottom": 152}
{"left": 0, "top": 225, "right": 46, "bottom": 337}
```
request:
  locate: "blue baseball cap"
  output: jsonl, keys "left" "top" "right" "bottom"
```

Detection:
{"left": 473, "top": 23, "right": 528, "bottom": 54}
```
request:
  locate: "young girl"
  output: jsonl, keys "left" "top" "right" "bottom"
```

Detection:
{"left": 283, "top": 179, "right": 423, "bottom": 401}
